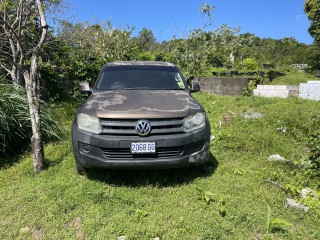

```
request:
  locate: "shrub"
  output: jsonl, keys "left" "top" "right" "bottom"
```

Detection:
{"left": 0, "top": 83, "right": 63, "bottom": 157}
{"left": 137, "top": 52, "right": 155, "bottom": 61}
{"left": 307, "top": 113, "right": 320, "bottom": 169}
{"left": 243, "top": 58, "right": 258, "bottom": 71}
{"left": 164, "top": 52, "right": 178, "bottom": 64}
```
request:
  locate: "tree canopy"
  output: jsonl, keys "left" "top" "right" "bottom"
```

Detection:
{"left": 304, "top": 0, "right": 320, "bottom": 45}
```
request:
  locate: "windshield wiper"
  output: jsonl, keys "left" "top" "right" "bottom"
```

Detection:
{"left": 161, "top": 88, "right": 185, "bottom": 90}
{"left": 120, "top": 88, "right": 185, "bottom": 90}
{"left": 123, "top": 87, "right": 153, "bottom": 90}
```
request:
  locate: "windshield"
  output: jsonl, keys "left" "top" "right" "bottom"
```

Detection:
{"left": 96, "top": 66, "right": 186, "bottom": 90}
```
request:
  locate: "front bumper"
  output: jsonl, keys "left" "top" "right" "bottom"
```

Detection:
{"left": 72, "top": 121, "right": 210, "bottom": 170}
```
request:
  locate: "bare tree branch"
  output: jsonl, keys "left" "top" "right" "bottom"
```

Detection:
{"left": 0, "top": 61, "right": 11, "bottom": 75}
{"left": 35, "top": 0, "right": 48, "bottom": 50}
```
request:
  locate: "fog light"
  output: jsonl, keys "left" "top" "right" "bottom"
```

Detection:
{"left": 82, "top": 145, "right": 90, "bottom": 153}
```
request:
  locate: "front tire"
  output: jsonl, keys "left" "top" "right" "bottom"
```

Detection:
{"left": 75, "top": 160, "right": 85, "bottom": 175}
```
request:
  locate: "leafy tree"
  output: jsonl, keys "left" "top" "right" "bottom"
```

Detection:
{"left": 212, "top": 24, "right": 241, "bottom": 65}
{"left": 135, "top": 27, "right": 156, "bottom": 51}
{"left": 0, "top": 0, "right": 39, "bottom": 85}
{"left": 304, "top": 0, "right": 320, "bottom": 45}
{"left": 200, "top": 2, "right": 215, "bottom": 29}
{"left": 50, "top": 21, "right": 138, "bottom": 101}
{"left": 304, "top": 0, "right": 320, "bottom": 68}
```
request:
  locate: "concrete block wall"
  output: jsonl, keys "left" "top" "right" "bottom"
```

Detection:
{"left": 194, "top": 77, "right": 249, "bottom": 96}
{"left": 253, "top": 85, "right": 299, "bottom": 98}
{"left": 193, "top": 77, "right": 320, "bottom": 101}
{"left": 299, "top": 80, "right": 320, "bottom": 101}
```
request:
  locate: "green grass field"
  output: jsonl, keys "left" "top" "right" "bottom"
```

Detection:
{"left": 0, "top": 94, "right": 319, "bottom": 239}
{"left": 271, "top": 71, "right": 319, "bottom": 85}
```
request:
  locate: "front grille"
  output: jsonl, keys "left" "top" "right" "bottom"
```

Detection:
{"left": 101, "top": 140, "right": 205, "bottom": 160}
{"left": 101, "top": 146, "right": 184, "bottom": 160}
{"left": 99, "top": 118, "right": 185, "bottom": 136}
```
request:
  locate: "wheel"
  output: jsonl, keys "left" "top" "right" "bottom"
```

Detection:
{"left": 75, "top": 160, "right": 85, "bottom": 175}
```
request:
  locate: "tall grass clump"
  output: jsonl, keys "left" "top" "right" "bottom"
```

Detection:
{"left": 0, "top": 82, "right": 63, "bottom": 157}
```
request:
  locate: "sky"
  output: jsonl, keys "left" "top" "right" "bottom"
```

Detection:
{"left": 63, "top": 0, "right": 313, "bottom": 44}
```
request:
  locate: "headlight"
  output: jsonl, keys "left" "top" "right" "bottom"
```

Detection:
{"left": 183, "top": 112, "right": 206, "bottom": 132}
{"left": 77, "top": 113, "right": 102, "bottom": 134}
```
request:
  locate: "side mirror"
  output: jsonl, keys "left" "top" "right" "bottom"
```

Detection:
{"left": 78, "top": 82, "right": 92, "bottom": 93}
{"left": 190, "top": 82, "right": 200, "bottom": 93}
{"left": 186, "top": 76, "right": 194, "bottom": 85}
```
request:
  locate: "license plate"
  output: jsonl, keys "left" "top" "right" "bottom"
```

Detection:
{"left": 131, "top": 142, "right": 156, "bottom": 154}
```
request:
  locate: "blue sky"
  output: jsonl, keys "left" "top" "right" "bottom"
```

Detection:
{"left": 64, "top": 0, "right": 313, "bottom": 44}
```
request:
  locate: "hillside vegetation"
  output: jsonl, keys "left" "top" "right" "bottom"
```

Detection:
{"left": 271, "top": 71, "right": 319, "bottom": 85}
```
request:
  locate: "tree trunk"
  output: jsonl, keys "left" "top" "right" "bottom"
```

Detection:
{"left": 10, "top": 65, "right": 18, "bottom": 83}
{"left": 24, "top": 55, "right": 44, "bottom": 173}
{"left": 17, "top": 64, "right": 25, "bottom": 86}
{"left": 229, "top": 52, "right": 235, "bottom": 64}
{"left": 11, "top": 65, "right": 25, "bottom": 86}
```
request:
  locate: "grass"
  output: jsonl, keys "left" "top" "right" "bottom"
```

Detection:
{"left": 0, "top": 94, "right": 319, "bottom": 239}
{"left": 271, "top": 71, "right": 319, "bottom": 85}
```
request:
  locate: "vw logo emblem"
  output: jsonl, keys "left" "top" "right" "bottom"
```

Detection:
{"left": 135, "top": 120, "right": 151, "bottom": 136}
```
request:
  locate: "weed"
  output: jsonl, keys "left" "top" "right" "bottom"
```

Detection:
{"left": 266, "top": 205, "right": 292, "bottom": 233}
{"left": 233, "top": 168, "right": 246, "bottom": 176}
{"left": 195, "top": 186, "right": 215, "bottom": 203}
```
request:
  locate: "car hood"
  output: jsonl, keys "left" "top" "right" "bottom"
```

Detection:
{"left": 80, "top": 90, "right": 203, "bottom": 119}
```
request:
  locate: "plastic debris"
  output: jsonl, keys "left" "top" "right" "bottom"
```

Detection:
{"left": 268, "top": 154, "right": 286, "bottom": 161}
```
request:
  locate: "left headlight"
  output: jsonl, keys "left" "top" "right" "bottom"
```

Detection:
{"left": 183, "top": 112, "right": 206, "bottom": 132}
{"left": 77, "top": 113, "right": 102, "bottom": 134}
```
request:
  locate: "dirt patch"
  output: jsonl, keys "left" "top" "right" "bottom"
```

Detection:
{"left": 32, "top": 229, "right": 43, "bottom": 240}
{"left": 69, "top": 217, "right": 85, "bottom": 240}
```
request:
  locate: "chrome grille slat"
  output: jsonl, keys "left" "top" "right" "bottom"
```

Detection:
{"left": 151, "top": 128, "right": 183, "bottom": 134}
{"left": 100, "top": 122, "right": 136, "bottom": 127}
{"left": 102, "top": 129, "right": 136, "bottom": 135}
{"left": 151, "top": 120, "right": 185, "bottom": 127}
{"left": 101, "top": 146, "right": 184, "bottom": 160}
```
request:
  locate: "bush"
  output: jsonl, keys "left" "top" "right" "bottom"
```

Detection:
{"left": 0, "top": 83, "right": 63, "bottom": 157}
{"left": 243, "top": 58, "right": 258, "bottom": 71}
{"left": 307, "top": 113, "right": 320, "bottom": 169}
{"left": 137, "top": 52, "right": 155, "bottom": 61}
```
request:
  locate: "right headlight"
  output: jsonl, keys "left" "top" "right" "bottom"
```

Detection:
{"left": 183, "top": 112, "right": 206, "bottom": 132}
{"left": 77, "top": 113, "right": 102, "bottom": 134}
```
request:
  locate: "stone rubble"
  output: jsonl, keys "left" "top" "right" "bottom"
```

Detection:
{"left": 241, "top": 112, "right": 264, "bottom": 119}
{"left": 301, "top": 188, "right": 318, "bottom": 199}
{"left": 285, "top": 198, "right": 309, "bottom": 212}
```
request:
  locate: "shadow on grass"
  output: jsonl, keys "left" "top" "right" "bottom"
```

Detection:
{"left": 85, "top": 153, "right": 219, "bottom": 187}
{"left": 271, "top": 227, "right": 287, "bottom": 234}
{"left": 0, "top": 152, "right": 65, "bottom": 170}
{"left": 0, "top": 155, "right": 21, "bottom": 169}
{"left": 43, "top": 157, "right": 65, "bottom": 169}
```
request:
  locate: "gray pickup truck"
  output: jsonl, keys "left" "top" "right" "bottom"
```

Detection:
{"left": 72, "top": 61, "right": 210, "bottom": 174}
